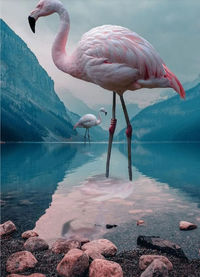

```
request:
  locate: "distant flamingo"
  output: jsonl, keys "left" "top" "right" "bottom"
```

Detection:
{"left": 28, "top": 0, "right": 185, "bottom": 180}
{"left": 73, "top": 108, "right": 107, "bottom": 141}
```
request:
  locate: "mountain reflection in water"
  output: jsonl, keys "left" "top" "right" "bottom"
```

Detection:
{"left": 1, "top": 142, "right": 200, "bottom": 258}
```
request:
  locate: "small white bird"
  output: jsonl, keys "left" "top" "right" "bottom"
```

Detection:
{"left": 74, "top": 108, "right": 107, "bottom": 141}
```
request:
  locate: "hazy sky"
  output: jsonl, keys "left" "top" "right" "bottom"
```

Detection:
{"left": 1, "top": 0, "right": 200, "bottom": 108}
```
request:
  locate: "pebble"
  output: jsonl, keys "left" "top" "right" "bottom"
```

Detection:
{"left": 7, "top": 274, "right": 46, "bottom": 277}
{"left": 0, "top": 220, "right": 17, "bottom": 237}
{"left": 139, "top": 255, "right": 173, "bottom": 271}
{"left": 179, "top": 221, "right": 197, "bottom": 230}
{"left": 24, "top": 237, "right": 49, "bottom": 252}
{"left": 21, "top": 230, "right": 39, "bottom": 239}
{"left": 89, "top": 259, "right": 123, "bottom": 277}
{"left": 51, "top": 239, "right": 81, "bottom": 254}
{"left": 140, "top": 259, "right": 168, "bottom": 277}
{"left": 81, "top": 239, "right": 117, "bottom": 257}
{"left": 6, "top": 251, "right": 37, "bottom": 273}
{"left": 56, "top": 248, "right": 89, "bottom": 277}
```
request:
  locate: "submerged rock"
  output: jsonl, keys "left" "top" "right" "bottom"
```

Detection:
{"left": 6, "top": 251, "right": 37, "bottom": 273}
{"left": 89, "top": 259, "right": 123, "bottom": 277}
{"left": 137, "top": 236, "right": 187, "bottom": 259}
{"left": 179, "top": 221, "right": 197, "bottom": 230}
{"left": 56, "top": 248, "right": 89, "bottom": 277}
{"left": 0, "top": 220, "right": 17, "bottom": 237}
{"left": 21, "top": 230, "right": 39, "bottom": 239}
{"left": 106, "top": 224, "right": 118, "bottom": 229}
{"left": 81, "top": 239, "right": 117, "bottom": 257}
{"left": 139, "top": 255, "right": 173, "bottom": 271}
{"left": 24, "top": 237, "right": 49, "bottom": 252}
{"left": 137, "top": 220, "right": 145, "bottom": 226}
{"left": 51, "top": 239, "right": 81, "bottom": 254}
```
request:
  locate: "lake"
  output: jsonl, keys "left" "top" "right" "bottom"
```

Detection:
{"left": 1, "top": 142, "right": 200, "bottom": 259}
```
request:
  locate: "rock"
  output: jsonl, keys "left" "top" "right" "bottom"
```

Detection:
{"left": 51, "top": 239, "right": 81, "bottom": 254}
{"left": 137, "top": 220, "right": 145, "bottom": 226}
{"left": 6, "top": 273, "right": 46, "bottom": 277}
{"left": 141, "top": 259, "right": 168, "bottom": 277}
{"left": 179, "top": 221, "right": 197, "bottom": 230}
{"left": 139, "top": 255, "right": 173, "bottom": 271}
{"left": 137, "top": 236, "right": 187, "bottom": 259}
{"left": 67, "top": 236, "right": 90, "bottom": 246}
{"left": 56, "top": 248, "right": 89, "bottom": 277}
{"left": 89, "top": 259, "right": 123, "bottom": 277}
{"left": 81, "top": 239, "right": 117, "bottom": 257}
{"left": 22, "top": 230, "right": 39, "bottom": 239}
{"left": 6, "top": 251, "right": 37, "bottom": 273}
{"left": 0, "top": 220, "right": 17, "bottom": 237}
{"left": 24, "top": 237, "right": 49, "bottom": 252}
{"left": 106, "top": 224, "right": 118, "bottom": 229}
{"left": 84, "top": 249, "right": 105, "bottom": 260}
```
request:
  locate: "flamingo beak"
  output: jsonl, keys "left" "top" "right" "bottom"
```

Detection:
{"left": 28, "top": 16, "right": 36, "bottom": 33}
{"left": 105, "top": 112, "right": 107, "bottom": 116}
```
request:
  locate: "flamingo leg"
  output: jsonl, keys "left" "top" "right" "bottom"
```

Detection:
{"left": 106, "top": 92, "right": 117, "bottom": 178}
{"left": 88, "top": 128, "right": 90, "bottom": 142}
{"left": 120, "top": 95, "right": 132, "bottom": 181}
{"left": 84, "top": 128, "right": 87, "bottom": 139}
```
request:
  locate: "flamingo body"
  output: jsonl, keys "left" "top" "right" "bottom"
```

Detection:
{"left": 69, "top": 24, "right": 185, "bottom": 98}
{"left": 74, "top": 114, "right": 100, "bottom": 129}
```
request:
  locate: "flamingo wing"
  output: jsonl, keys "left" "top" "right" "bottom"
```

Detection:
{"left": 75, "top": 25, "right": 184, "bottom": 97}
{"left": 74, "top": 114, "right": 97, "bottom": 129}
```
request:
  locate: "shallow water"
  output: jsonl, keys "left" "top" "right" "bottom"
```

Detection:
{"left": 1, "top": 142, "right": 200, "bottom": 259}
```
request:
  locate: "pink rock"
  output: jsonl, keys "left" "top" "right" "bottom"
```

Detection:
{"left": 51, "top": 239, "right": 81, "bottom": 254}
{"left": 89, "top": 259, "right": 123, "bottom": 277}
{"left": 24, "top": 237, "right": 49, "bottom": 252}
{"left": 6, "top": 273, "right": 46, "bottom": 277}
{"left": 57, "top": 248, "right": 89, "bottom": 277}
{"left": 139, "top": 255, "right": 173, "bottom": 271}
{"left": 6, "top": 251, "right": 37, "bottom": 273}
{"left": 141, "top": 259, "right": 168, "bottom": 277}
{"left": 137, "top": 220, "right": 145, "bottom": 226}
{"left": 84, "top": 249, "right": 105, "bottom": 260}
{"left": 0, "top": 220, "right": 16, "bottom": 237}
{"left": 179, "top": 221, "right": 197, "bottom": 230}
{"left": 21, "top": 230, "right": 39, "bottom": 239}
{"left": 81, "top": 239, "right": 117, "bottom": 257}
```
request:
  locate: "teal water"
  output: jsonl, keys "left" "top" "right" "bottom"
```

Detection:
{"left": 1, "top": 143, "right": 200, "bottom": 259}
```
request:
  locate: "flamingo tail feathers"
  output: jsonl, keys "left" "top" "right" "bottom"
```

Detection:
{"left": 163, "top": 64, "right": 185, "bottom": 99}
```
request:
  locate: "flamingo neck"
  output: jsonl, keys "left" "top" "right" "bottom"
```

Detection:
{"left": 96, "top": 111, "right": 102, "bottom": 125}
{"left": 52, "top": 4, "right": 72, "bottom": 74}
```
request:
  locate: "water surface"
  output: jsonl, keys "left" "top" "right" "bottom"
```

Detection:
{"left": 1, "top": 142, "right": 200, "bottom": 259}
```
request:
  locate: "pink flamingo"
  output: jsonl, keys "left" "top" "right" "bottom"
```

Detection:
{"left": 28, "top": 0, "right": 185, "bottom": 180}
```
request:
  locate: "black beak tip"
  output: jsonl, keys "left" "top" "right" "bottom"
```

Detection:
{"left": 28, "top": 16, "right": 36, "bottom": 33}
{"left": 105, "top": 112, "right": 107, "bottom": 116}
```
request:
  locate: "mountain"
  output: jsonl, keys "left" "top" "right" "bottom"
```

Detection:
{"left": 118, "top": 83, "right": 200, "bottom": 141}
{"left": 0, "top": 19, "right": 78, "bottom": 142}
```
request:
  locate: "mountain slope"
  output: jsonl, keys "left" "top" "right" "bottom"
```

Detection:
{"left": 0, "top": 19, "right": 77, "bottom": 142}
{"left": 118, "top": 83, "right": 200, "bottom": 141}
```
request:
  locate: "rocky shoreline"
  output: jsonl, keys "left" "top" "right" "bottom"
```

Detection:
{"left": 1, "top": 221, "right": 200, "bottom": 277}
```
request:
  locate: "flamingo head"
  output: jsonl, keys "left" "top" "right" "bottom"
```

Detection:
{"left": 28, "top": 0, "right": 63, "bottom": 33}
{"left": 99, "top": 107, "right": 107, "bottom": 116}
